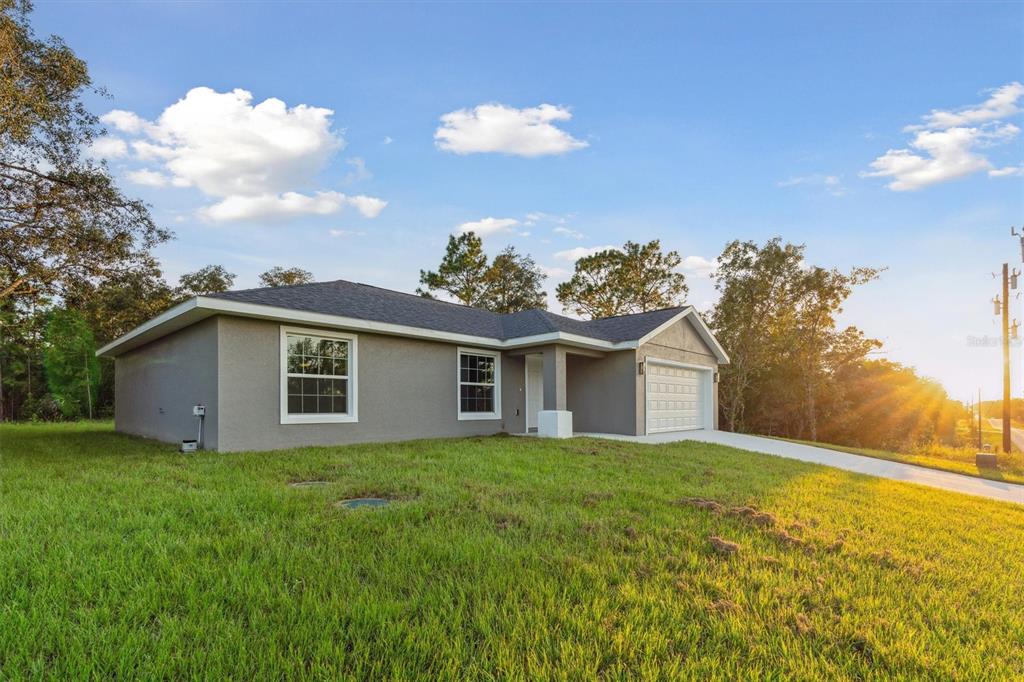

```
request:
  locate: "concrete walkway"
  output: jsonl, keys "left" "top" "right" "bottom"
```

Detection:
{"left": 581, "top": 429, "right": 1024, "bottom": 506}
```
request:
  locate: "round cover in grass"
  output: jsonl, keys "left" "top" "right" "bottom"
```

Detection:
{"left": 335, "top": 497, "right": 390, "bottom": 509}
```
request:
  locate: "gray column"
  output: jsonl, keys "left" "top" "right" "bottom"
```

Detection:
{"left": 542, "top": 345, "right": 567, "bottom": 410}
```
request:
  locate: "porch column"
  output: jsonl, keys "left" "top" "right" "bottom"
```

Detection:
{"left": 539, "top": 345, "right": 572, "bottom": 438}
{"left": 542, "top": 345, "right": 567, "bottom": 410}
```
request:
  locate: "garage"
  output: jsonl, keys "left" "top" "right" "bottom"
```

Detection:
{"left": 645, "top": 359, "right": 710, "bottom": 433}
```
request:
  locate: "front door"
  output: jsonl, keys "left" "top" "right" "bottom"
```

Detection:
{"left": 525, "top": 355, "right": 544, "bottom": 432}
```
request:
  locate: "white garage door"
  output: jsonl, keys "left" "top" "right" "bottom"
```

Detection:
{"left": 646, "top": 361, "right": 706, "bottom": 433}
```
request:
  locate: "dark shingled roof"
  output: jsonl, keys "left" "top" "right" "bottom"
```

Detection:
{"left": 208, "top": 279, "right": 688, "bottom": 343}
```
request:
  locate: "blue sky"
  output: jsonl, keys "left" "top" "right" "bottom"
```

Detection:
{"left": 34, "top": 1, "right": 1024, "bottom": 400}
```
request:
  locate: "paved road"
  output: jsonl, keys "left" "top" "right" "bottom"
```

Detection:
{"left": 987, "top": 418, "right": 1024, "bottom": 452}
{"left": 581, "top": 429, "right": 1024, "bottom": 506}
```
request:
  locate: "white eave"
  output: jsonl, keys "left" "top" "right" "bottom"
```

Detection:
{"left": 96, "top": 296, "right": 730, "bottom": 364}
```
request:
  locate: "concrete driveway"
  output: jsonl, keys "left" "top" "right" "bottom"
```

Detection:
{"left": 582, "top": 429, "right": 1024, "bottom": 506}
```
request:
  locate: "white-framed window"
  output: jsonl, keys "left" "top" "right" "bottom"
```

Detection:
{"left": 457, "top": 347, "right": 501, "bottom": 420}
{"left": 280, "top": 326, "right": 358, "bottom": 424}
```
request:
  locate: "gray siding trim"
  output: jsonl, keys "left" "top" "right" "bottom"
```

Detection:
{"left": 566, "top": 350, "right": 638, "bottom": 435}
{"left": 114, "top": 316, "right": 219, "bottom": 449}
{"left": 215, "top": 316, "right": 525, "bottom": 452}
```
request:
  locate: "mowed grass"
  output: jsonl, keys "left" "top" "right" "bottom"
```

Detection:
{"left": 775, "top": 434, "right": 1024, "bottom": 485}
{"left": 1, "top": 423, "right": 1023, "bottom": 679}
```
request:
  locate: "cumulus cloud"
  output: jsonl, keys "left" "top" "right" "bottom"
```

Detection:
{"left": 554, "top": 245, "right": 619, "bottom": 262}
{"left": 538, "top": 265, "right": 571, "bottom": 278}
{"left": 343, "top": 157, "right": 372, "bottom": 183}
{"left": 101, "top": 87, "right": 387, "bottom": 222}
{"left": 101, "top": 109, "right": 152, "bottom": 135}
{"left": 553, "top": 226, "right": 585, "bottom": 239}
{"left": 908, "top": 82, "right": 1024, "bottom": 131}
{"left": 435, "top": 103, "right": 588, "bottom": 157}
{"left": 454, "top": 217, "right": 520, "bottom": 236}
{"left": 87, "top": 136, "right": 128, "bottom": 159}
{"left": 678, "top": 255, "right": 718, "bottom": 278}
{"left": 126, "top": 168, "right": 171, "bottom": 187}
{"left": 777, "top": 174, "right": 846, "bottom": 196}
{"left": 863, "top": 83, "right": 1023, "bottom": 191}
{"left": 200, "top": 191, "right": 386, "bottom": 222}
{"left": 990, "top": 163, "right": 1024, "bottom": 178}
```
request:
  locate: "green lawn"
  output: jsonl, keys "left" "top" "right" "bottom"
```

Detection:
{"left": 774, "top": 434, "right": 1024, "bottom": 485}
{"left": 1, "top": 422, "right": 1023, "bottom": 679}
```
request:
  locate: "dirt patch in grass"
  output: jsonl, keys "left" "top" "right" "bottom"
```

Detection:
{"left": 709, "top": 598, "right": 741, "bottom": 614}
{"left": 709, "top": 536, "right": 740, "bottom": 556}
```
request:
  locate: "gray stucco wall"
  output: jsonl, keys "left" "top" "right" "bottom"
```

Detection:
{"left": 114, "top": 316, "right": 219, "bottom": 449}
{"left": 216, "top": 316, "right": 525, "bottom": 452}
{"left": 566, "top": 351, "right": 638, "bottom": 435}
{"left": 635, "top": 317, "right": 720, "bottom": 433}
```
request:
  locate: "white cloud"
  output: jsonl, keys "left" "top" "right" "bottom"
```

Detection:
{"left": 199, "top": 191, "right": 387, "bottom": 222}
{"left": 538, "top": 265, "right": 571, "bottom": 278}
{"left": 345, "top": 194, "right": 388, "bottom": 218}
{"left": 126, "top": 168, "right": 170, "bottom": 187}
{"left": 101, "top": 109, "right": 152, "bottom": 135}
{"left": 990, "top": 163, "right": 1024, "bottom": 178}
{"left": 454, "top": 217, "right": 520, "bottom": 236}
{"left": 777, "top": 174, "right": 846, "bottom": 196}
{"left": 329, "top": 229, "right": 367, "bottom": 237}
{"left": 87, "top": 136, "right": 128, "bottom": 159}
{"left": 864, "top": 83, "right": 1023, "bottom": 191}
{"left": 553, "top": 226, "right": 585, "bottom": 239}
{"left": 863, "top": 124, "right": 1017, "bottom": 191}
{"left": 435, "top": 103, "right": 588, "bottom": 157}
{"left": 679, "top": 255, "right": 718, "bottom": 278}
{"left": 382, "top": 136, "right": 394, "bottom": 145}
{"left": 102, "top": 87, "right": 387, "bottom": 222}
{"left": 554, "top": 245, "right": 619, "bottom": 262}
{"left": 343, "top": 157, "right": 372, "bottom": 183}
{"left": 907, "top": 82, "right": 1024, "bottom": 131}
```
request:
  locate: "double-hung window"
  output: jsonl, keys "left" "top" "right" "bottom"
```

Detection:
{"left": 457, "top": 347, "right": 501, "bottom": 420}
{"left": 280, "top": 326, "right": 358, "bottom": 424}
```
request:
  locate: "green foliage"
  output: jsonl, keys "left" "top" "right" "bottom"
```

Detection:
{"left": 712, "top": 238, "right": 890, "bottom": 441}
{"left": 42, "top": 308, "right": 98, "bottom": 418}
{"left": 175, "top": 264, "right": 235, "bottom": 298}
{"left": 1, "top": 422, "right": 1022, "bottom": 677}
{"left": 418, "top": 233, "right": 547, "bottom": 312}
{"left": 418, "top": 232, "right": 490, "bottom": 306}
{"left": 556, "top": 240, "right": 688, "bottom": 318}
{"left": 481, "top": 246, "right": 546, "bottom": 313}
{"left": 0, "top": 0, "right": 169, "bottom": 302}
{"left": 258, "top": 266, "right": 315, "bottom": 288}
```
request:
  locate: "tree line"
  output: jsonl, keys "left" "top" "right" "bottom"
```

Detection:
{"left": 0, "top": 1, "right": 967, "bottom": 452}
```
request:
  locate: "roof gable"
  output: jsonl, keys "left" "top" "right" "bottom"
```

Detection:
{"left": 207, "top": 280, "right": 688, "bottom": 343}
{"left": 98, "top": 279, "right": 727, "bottom": 361}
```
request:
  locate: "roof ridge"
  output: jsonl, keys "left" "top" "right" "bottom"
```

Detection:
{"left": 588, "top": 305, "right": 690, "bottom": 322}
{"left": 211, "top": 278, "right": 340, "bottom": 296}
{"left": 349, "top": 281, "right": 497, "bottom": 314}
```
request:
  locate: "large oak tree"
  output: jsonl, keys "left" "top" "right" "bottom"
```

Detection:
{"left": 556, "top": 240, "right": 688, "bottom": 318}
{"left": 0, "top": 0, "right": 168, "bottom": 302}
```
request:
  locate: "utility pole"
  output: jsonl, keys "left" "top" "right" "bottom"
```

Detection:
{"left": 1002, "top": 263, "right": 1012, "bottom": 454}
{"left": 978, "top": 388, "right": 983, "bottom": 450}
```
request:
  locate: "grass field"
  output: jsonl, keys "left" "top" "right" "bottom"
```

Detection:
{"left": 2, "top": 422, "right": 1023, "bottom": 679}
{"left": 775, "top": 434, "right": 1024, "bottom": 485}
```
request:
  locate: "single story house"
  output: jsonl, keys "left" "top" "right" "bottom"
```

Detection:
{"left": 97, "top": 279, "right": 729, "bottom": 452}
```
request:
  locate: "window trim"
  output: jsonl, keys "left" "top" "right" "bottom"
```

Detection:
{"left": 457, "top": 346, "right": 502, "bottom": 421}
{"left": 279, "top": 325, "right": 358, "bottom": 425}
